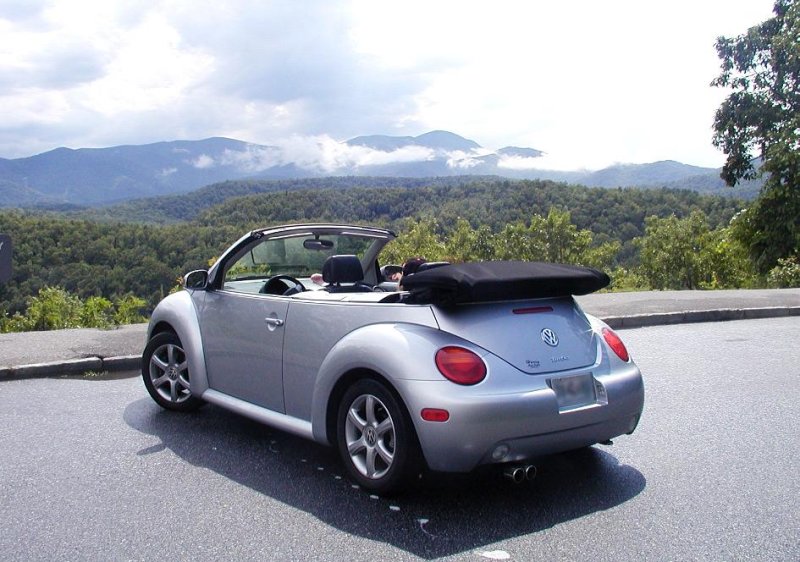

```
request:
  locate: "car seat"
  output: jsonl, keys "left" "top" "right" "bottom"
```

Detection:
{"left": 322, "top": 255, "right": 374, "bottom": 292}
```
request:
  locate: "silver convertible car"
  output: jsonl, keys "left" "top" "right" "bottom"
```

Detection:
{"left": 142, "top": 223, "right": 644, "bottom": 494}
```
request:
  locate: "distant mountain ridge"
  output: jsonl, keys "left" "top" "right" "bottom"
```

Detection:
{"left": 0, "top": 137, "right": 254, "bottom": 205}
{"left": 347, "top": 130, "right": 482, "bottom": 152}
{"left": 0, "top": 131, "right": 759, "bottom": 207}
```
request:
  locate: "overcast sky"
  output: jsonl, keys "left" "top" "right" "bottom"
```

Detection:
{"left": 0, "top": 0, "right": 775, "bottom": 169}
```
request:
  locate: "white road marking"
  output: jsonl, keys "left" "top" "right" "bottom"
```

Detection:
{"left": 478, "top": 551, "right": 511, "bottom": 560}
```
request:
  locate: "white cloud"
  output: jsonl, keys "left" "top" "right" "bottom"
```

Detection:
{"left": 350, "top": 145, "right": 435, "bottom": 167}
{"left": 179, "top": 136, "right": 439, "bottom": 175}
{"left": 0, "top": 0, "right": 778, "bottom": 170}
{"left": 82, "top": 14, "right": 214, "bottom": 115}
{"left": 445, "top": 150, "right": 485, "bottom": 170}
{"left": 217, "top": 145, "right": 283, "bottom": 172}
{"left": 224, "top": 136, "right": 437, "bottom": 173}
{"left": 191, "top": 154, "right": 214, "bottom": 169}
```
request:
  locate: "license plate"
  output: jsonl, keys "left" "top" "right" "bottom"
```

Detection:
{"left": 550, "top": 374, "right": 596, "bottom": 411}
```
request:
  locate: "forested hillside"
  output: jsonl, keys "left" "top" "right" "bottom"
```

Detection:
{"left": 78, "top": 176, "right": 475, "bottom": 223}
{"left": 190, "top": 179, "right": 741, "bottom": 235}
{"left": 82, "top": 176, "right": 742, "bottom": 233}
{"left": 0, "top": 178, "right": 748, "bottom": 321}
{"left": 0, "top": 211, "right": 239, "bottom": 315}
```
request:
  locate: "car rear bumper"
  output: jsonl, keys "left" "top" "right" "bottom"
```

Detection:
{"left": 396, "top": 361, "right": 644, "bottom": 472}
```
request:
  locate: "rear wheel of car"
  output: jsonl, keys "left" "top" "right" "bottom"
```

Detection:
{"left": 336, "top": 379, "right": 420, "bottom": 495}
{"left": 142, "top": 332, "right": 204, "bottom": 412}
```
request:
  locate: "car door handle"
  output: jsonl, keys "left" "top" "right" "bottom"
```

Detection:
{"left": 264, "top": 317, "right": 285, "bottom": 327}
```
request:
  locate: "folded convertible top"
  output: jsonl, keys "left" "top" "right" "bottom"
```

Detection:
{"left": 402, "top": 261, "right": 610, "bottom": 305}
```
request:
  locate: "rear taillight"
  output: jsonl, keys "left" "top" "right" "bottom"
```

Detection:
{"left": 602, "top": 327, "right": 630, "bottom": 362}
{"left": 435, "top": 346, "right": 487, "bottom": 385}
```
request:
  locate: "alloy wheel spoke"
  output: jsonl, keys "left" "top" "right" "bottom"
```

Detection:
{"left": 348, "top": 437, "right": 366, "bottom": 456}
{"left": 177, "top": 374, "right": 191, "bottom": 391}
{"left": 365, "top": 395, "right": 377, "bottom": 425}
{"left": 151, "top": 355, "right": 168, "bottom": 371}
{"left": 167, "top": 344, "right": 177, "bottom": 367}
{"left": 347, "top": 407, "right": 367, "bottom": 431}
{"left": 365, "top": 446, "right": 377, "bottom": 477}
{"left": 151, "top": 373, "right": 169, "bottom": 388}
{"left": 375, "top": 417, "right": 393, "bottom": 437}
{"left": 376, "top": 441, "right": 394, "bottom": 465}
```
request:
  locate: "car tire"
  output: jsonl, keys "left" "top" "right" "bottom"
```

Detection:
{"left": 142, "top": 332, "right": 204, "bottom": 412}
{"left": 336, "top": 379, "right": 420, "bottom": 495}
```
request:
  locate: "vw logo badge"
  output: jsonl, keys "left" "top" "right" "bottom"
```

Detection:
{"left": 541, "top": 328, "right": 559, "bottom": 347}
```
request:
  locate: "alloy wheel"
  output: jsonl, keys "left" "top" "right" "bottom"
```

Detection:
{"left": 344, "top": 393, "right": 396, "bottom": 479}
{"left": 148, "top": 342, "right": 192, "bottom": 404}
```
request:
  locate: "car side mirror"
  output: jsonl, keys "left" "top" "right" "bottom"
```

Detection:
{"left": 183, "top": 270, "right": 209, "bottom": 290}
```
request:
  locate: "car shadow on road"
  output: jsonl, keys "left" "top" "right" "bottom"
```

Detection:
{"left": 124, "top": 397, "right": 646, "bottom": 559}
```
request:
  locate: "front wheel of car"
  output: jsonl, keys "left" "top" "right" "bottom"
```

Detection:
{"left": 142, "top": 332, "right": 204, "bottom": 412}
{"left": 337, "top": 379, "right": 420, "bottom": 495}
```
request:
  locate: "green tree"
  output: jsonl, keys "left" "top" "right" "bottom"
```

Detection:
{"left": 444, "top": 219, "right": 495, "bottom": 262}
{"left": 495, "top": 222, "right": 540, "bottom": 261}
{"left": 697, "top": 226, "right": 758, "bottom": 289}
{"left": 494, "top": 208, "right": 619, "bottom": 269}
{"left": 636, "top": 212, "right": 710, "bottom": 290}
{"left": 636, "top": 211, "right": 757, "bottom": 290}
{"left": 711, "top": 0, "right": 800, "bottom": 271}
{"left": 608, "top": 267, "right": 650, "bottom": 292}
{"left": 529, "top": 209, "right": 592, "bottom": 263}
{"left": 381, "top": 218, "right": 446, "bottom": 264}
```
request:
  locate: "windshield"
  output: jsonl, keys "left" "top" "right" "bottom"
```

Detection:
{"left": 222, "top": 231, "right": 385, "bottom": 292}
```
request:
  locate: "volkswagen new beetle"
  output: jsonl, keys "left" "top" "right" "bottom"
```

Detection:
{"left": 142, "top": 223, "right": 644, "bottom": 494}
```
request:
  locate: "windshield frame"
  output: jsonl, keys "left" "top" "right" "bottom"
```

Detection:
{"left": 207, "top": 224, "right": 396, "bottom": 291}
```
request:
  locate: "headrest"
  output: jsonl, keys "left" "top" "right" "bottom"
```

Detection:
{"left": 322, "top": 255, "right": 364, "bottom": 284}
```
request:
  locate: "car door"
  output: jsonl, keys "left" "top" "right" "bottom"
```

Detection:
{"left": 198, "top": 289, "right": 289, "bottom": 413}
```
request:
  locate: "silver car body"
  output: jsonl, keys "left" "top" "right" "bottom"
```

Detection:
{"left": 146, "top": 224, "right": 644, "bottom": 473}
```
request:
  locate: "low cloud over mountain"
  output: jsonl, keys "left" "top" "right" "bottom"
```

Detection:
{"left": 0, "top": 131, "right": 756, "bottom": 207}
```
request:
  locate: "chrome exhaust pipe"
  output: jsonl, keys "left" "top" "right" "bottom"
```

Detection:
{"left": 503, "top": 466, "right": 526, "bottom": 484}
{"left": 524, "top": 464, "right": 537, "bottom": 481}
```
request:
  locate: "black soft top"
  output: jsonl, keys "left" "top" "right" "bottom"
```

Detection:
{"left": 402, "top": 261, "right": 610, "bottom": 305}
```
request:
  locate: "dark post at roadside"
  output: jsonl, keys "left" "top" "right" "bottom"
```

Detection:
{"left": 0, "top": 234, "right": 11, "bottom": 283}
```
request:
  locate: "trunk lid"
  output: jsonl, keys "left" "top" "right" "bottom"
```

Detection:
{"left": 431, "top": 297, "right": 598, "bottom": 374}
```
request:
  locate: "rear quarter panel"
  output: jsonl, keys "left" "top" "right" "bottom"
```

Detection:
{"left": 282, "top": 300, "right": 439, "bottom": 423}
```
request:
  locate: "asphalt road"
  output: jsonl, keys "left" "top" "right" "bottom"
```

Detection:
{"left": 1, "top": 318, "right": 798, "bottom": 561}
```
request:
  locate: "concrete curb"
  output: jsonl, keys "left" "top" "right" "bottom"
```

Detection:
{"left": 1, "top": 305, "right": 798, "bottom": 380}
{"left": 603, "top": 306, "right": 800, "bottom": 329}
{"left": 0, "top": 355, "right": 140, "bottom": 380}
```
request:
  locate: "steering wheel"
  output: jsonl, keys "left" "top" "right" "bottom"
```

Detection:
{"left": 260, "top": 275, "right": 306, "bottom": 296}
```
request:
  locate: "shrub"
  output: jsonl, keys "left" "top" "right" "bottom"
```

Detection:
{"left": 768, "top": 256, "right": 800, "bottom": 288}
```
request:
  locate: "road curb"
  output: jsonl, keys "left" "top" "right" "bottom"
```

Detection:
{"left": 603, "top": 306, "right": 800, "bottom": 329}
{"left": 0, "top": 355, "right": 141, "bottom": 380}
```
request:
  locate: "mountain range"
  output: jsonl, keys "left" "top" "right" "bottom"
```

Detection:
{"left": 0, "top": 131, "right": 759, "bottom": 207}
